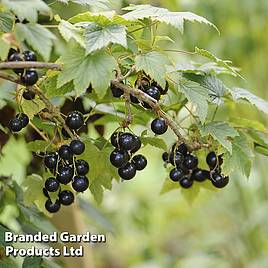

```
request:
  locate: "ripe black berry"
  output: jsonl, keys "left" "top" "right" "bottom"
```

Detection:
{"left": 183, "top": 154, "right": 198, "bottom": 170}
{"left": 61, "top": 128, "right": 71, "bottom": 139}
{"left": 175, "top": 143, "right": 188, "bottom": 156}
{"left": 119, "top": 132, "right": 136, "bottom": 151}
{"left": 142, "top": 86, "right": 161, "bottom": 108}
{"left": 9, "top": 52, "right": 24, "bottom": 74}
{"left": 169, "top": 168, "right": 184, "bottom": 182}
{"left": 118, "top": 162, "right": 136, "bottom": 180}
{"left": 111, "top": 84, "right": 124, "bottom": 98}
{"left": 169, "top": 151, "right": 184, "bottom": 166}
{"left": 45, "top": 199, "right": 61, "bottom": 213}
{"left": 44, "top": 153, "right": 58, "bottom": 169}
{"left": 23, "top": 50, "right": 37, "bottom": 61}
{"left": 70, "top": 140, "right": 85, "bottom": 155}
{"left": 65, "top": 111, "right": 84, "bottom": 130}
{"left": 191, "top": 169, "right": 210, "bottom": 182}
{"left": 206, "top": 152, "right": 217, "bottom": 169}
{"left": 110, "top": 149, "right": 129, "bottom": 168}
{"left": 17, "top": 113, "right": 29, "bottom": 128}
{"left": 151, "top": 118, "right": 168, "bottom": 135}
{"left": 180, "top": 177, "right": 193, "bottom": 188}
{"left": 130, "top": 94, "right": 139, "bottom": 104}
{"left": 162, "top": 152, "right": 169, "bottom": 162}
{"left": 43, "top": 188, "right": 49, "bottom": 198}
{"left": 59, "top": 190, "right": 74, "bottom": 206}
{"left": 131, "top": 154, "right": 147, "bottom": 170}
{"left": 57, "top": 166, "right": 74, "bottom": 184}
{"left": 75, "top": 160, "right": 89, "bottom": 175}
{"left": 21, "top": 69, "right": 38, "bottom": 86}
{"left": 72, "top": 176, "right": 89, "bottom": 192}
{"left": 9, "top": 118, "right": 23, "bottom": 132}
{"left": 22, "top": 90, "right": 35, "bottom": 100}
{"left": 59, "top": 145, "right": 73, "bottom": 161}
{"left": 130, "top": 135, "right": 142, "bottom": 154}
{"left": 111, "top": 131, "right": 122, "bottom": 148}
{"left": 45, "top": 177, "right": 60, "bottom": 192}
{"left": 211, "top": 173, "right": 229, "bottom": 188}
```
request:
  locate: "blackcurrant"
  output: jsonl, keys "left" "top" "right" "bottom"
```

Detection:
{"left": 130, "top": 94, "right": 139, "bottom": 104}
{"left": 111, "top": 131, "right": 122, "bottom": 148}
{"left": 58, "top": 190, "right": 74, "bottom": 206}
{"left": 162, "top": 152, "right": 169, "bottom": 162}
{"left": 75, "top": 160, "right": 89, "bottom": 175}
{"left": 180, "top": 177, "right": 193, "bottom": 188}
{"left": 72, "top": 176, "right": 89, "bottom": 192}
{"left": 61, "top": 128, "right": 71, "bottom": 139}
{"left": 151, "top": 118, "right": 168, "bottom": 135}
{"left": 176, "top": 143, "right": 188, "bottom": 156}
{"left": 130, "top": 135, "right": 142, "bottom": 154}
{"left": 131, "top": 154, "right": 147, "bottom": 170}
{"left": 9, "top": 52, "right": 24, "bottom": 74}
{"left": 21, "top": 69, "right": 38, "bottom": 86}
{"left": 59, "top": 145, "right": 73, "bottom": 161}
{"left": 211, "top": 173, "right": 229, "bottom": 188}
{"left": 169, "top": 151, "right": 184, "bottom": 166}
{"left": 119, "top": 132, "right": 136, "bottom": 151}
{"left": 206, "top": 152, "right": 218, "bottom": 169}
{"left": 110, "top": 149, "right": 129, "bottom": 168}
{"left": 65, "top": 111, "right": 84, "bottom": 130}
{"left": 142, "top": 86, "right": 161, "bottom": 108}
{"left": 44, "top": 153, "right": 58, "bottom": 169}
{"left": 183, "top": 154, "right": 198, "bottom": 170}
{"left": 169, "top": 168, "right": 184, "bottom": 182}
{"left": 9, "top": 118, "right": 23, "bottom": 132}
{"left": 23, "top": 50, "right": 37, "bottom": 61}
{"left": 111, "top": 84, "right": 124, "bottom": 98}
{"left": 70, "top": 140, "right": 85, "bottom": 155}
{"left": 22, "top": 90, "right": 35, "bottom": 100}
{"left": 118, "top": 162, "right": 136, "bottom": 180}
{"left": 191, "top": 169, "right": 210, "bottom": 182}
{"left": 17, "top": 113, "right": 29, "bottom": 128}
{"left": 45, "top": 177, "right": 60, "bottom": 192}
{"left": 57, "top": 166, "right": 74, "bottom": 184}
{"left": 45, "top": 199, "right": 61, "bottom": 213}
{"left": 43, "top": 188, "right": 49, "bottom": 198}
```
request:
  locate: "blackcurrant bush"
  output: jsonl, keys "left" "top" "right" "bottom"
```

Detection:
{"left": 169, "top": 151, "right": 184, "bottom": 166}
{"left": 151, "top": 118, "right": 168, "bottom": 135}
{"left": 59, "top": 145, "right": 73, "bottom": 161}
{"left": 131, "top": 154, "right": 147, "bottom": 170}
{"left": 130, "top": 135, "right": 142, "bottom": 154}
{"left": 118, "top": 162, "right": 136, "bottom": 180}
{"left": 75, "top": 160, "right": 89, "bottom": 175}
{"left": 45, "top": 177, "right": 60, "bottom": 192}
{"left": 65, "top": 111, "right": 84, "bottom": 130}
{"left": 17, "top": 113, "right": 29, "bottom": 128}
{"left": 183, "top": 154, "right": 198, "bottom": 170}
{"left": 9, "top": 118, "right": 23, "bottom": 132}
{"left": 111, "top": 131, "right": 122, "bottom": 148}
{"left": 180, "top": 177, "right": 193, "bottom": 188}
{"left": 58, "top": 190, "right": 74, "bottom": 206}
{"left": 110, "top": 149, "right": 129, "bottom": 168}
{"left": 57, "top": 166, "right": 74, "bottom": 184}
{"left": 22, "top": 90, "right": 35, "bottom": 100}
{"left": 9, "top": 52, "right": 24, "bottom": 74}
{"left": 70, "top": 140, "right": 85, "bottom": 155}
{"left": 23, "top": 50, "right": 37, "bottom": 61}
{"left": 191, "top": 169, "right": 210, "bottom": 182}
{"left": 44, "top": 153, "right": 58, "bottom": 170}
{"left": 162, "top": 152, "right": 169, "bottom": 162}
{"left": 111, "top": 84, "right": 124, "bottom": 98}
{"left": 169, "top": 168, "right": 184, "bottom": 182}
{"left": 119, "top": 132, "right": 136, "bottom": 151}
{"left": 211, "top": 173, "right": 229, "bottom": 188}
{"left": 206, "top": 152, "right": 217, "bottom": 169}
{"left": 130, "top": 94, "right": 139, "bottom": 104}
{"left": 45, "top": 199, "right": 61, "bottom": 213}
{"left": 72, "top": 176, "right": 89, "bottom": 192}
{"left": 21, "top": 69, "right": 38, "bottom": 86}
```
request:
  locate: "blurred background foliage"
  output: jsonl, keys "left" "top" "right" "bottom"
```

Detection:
{"left": 2, "top": 0, "right": 268, "bottom": 267}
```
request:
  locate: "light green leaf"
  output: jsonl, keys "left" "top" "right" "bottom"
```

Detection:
{"left": 231, "top": 87, "right": 268, "bottom": 115}
{"left": 160, "top": 178, "right": 180, "bottom": 194}
{"left": 60, "top": 0, "right": 115, "bottom": 11}
{"left": 85, "top": 23, "right": 127, "bottom": 54}
{"left": 2, "top": 0, "right": 51, "bottom": 23}
{"left": 199, "top": 121, "right": 239, "bottom": 152}
{"left": 123, "top": 4, "right": 218, "bottom": 34}
{"left": 57, "top": 42, "right": 117, "bottom": 98}
{"left": 222, "top": 132, "right": 253, "bottom": 177}
{"left": 140, "top": 136, "right": 167, "bottom": 150}
{"left": 15, "top": 23, "right": 56, "bottom": 61}
{"left": 21, "top": 99, "right": 46, "bottom": 119}
{"left": 27, "top": 140, "right": 52, "bottom": 154}
{"left": 135, "top": 51, "right": 170, "bottom": 88}
{"left": 0, "top": 37, "right": 10, "bottom": 60}
{"left": 0, "top": 12, "right": 14, "bottom": 32}
{"left": 230, "top": 117, "right": 268, "bottom": 133}
{"left": 254, "top": 144, "right": 268, "bottom": 157}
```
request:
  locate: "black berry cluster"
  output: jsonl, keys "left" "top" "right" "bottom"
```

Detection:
{"left": 43, "top": 139, "right": 89, "bottom": 213}
{"left": 8, "top": 49, "right": 38, "bottom": 86}
{"left": 162, "top": 143, "right": 229, "bottom": 189}
{"left": 110, "top": 131, "right": 147, "bottom": 180}
{"left": 9, "top": 113, "right": 29, "bottom": 132}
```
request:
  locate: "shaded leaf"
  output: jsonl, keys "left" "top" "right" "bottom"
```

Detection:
{"left": 21, "top": 99, "right": 46, "bottom": 119}
{"left": 140, "top": 136, "right": 167, "bottom": 150}
{"left": 0, "top": 13, "right": 14, "bottom": 32}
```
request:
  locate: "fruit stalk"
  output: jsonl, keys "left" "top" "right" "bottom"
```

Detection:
{"left": 0, "top": 61, "right": 61, "bottom": 70}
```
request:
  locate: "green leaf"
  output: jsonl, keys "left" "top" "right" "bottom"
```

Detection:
{"left": 58, "top": 42, "right": 117, "bottom": 98}
{"left": 60, "top": 0, "right": 115, "bottom": 11}
{"left": 123, "top": 4, "right": 219, "bottom": 34}
{"left": 21, "top": 99, "right": 46, "bottom": 119}
{"left": 222, "top": 132, "right": 253, "bottom": 177}
{"left": 254, "top": 144, "right": 268, "bottom": 157}
{"left": 230, "top": 117, "right": 268, "bottom": 133}
{"left": 140, "top": 136, "right": 167, "bottom": 150}
{"left": 23, "top": 257, "right": 42, "bottom": 268}
{"left": 2, "top": 0, "right": 51, "bottom": 23}
{"left": 85, "top": 23, "right": 127, "bottom": 54}
{"left": 0, "top": 13, "right": 14, "bottom": 32}
{"left": 178, "top": 78, "right": 209, "bottom": 123}
{"left": 0, "top": 224, "right": 12, "bottom": 247}
{"left": 231, "top": 87, "right": 268, "bottom": 115}
{"left": 160, "top": 178, "right": 180, "bottom": 194}
{"left": 199, "top": 122, "right": 238, "bottom": 152}
{"left": 135, "top": 51, "right": 170, "bottom": 88}
{"left": 0, "top": 37, "right": 10, "bottom": 60}
{"left": 15, "top": 23, "right": 56, "bottom": 61}
{"left": 27, "top": 140, "right": 52, "bottom": 153}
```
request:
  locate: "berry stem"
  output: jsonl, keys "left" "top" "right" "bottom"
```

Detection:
{"left": 0, "top": 61, "right": 61, "bottom": 70}
{"left": 29, "top": 122, "right": 49, "bottom": 142}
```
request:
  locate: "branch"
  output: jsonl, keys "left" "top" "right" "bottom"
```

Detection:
{"left": 0, "top": 61, "right": 62, "bottom": 70}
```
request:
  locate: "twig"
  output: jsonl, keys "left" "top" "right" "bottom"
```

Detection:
{"left": 0, "top": 61, "right": 62, "bottom": 70}
{"left": 164, "top": 49, "right": 197, "bottom": 55}
{"left": 29, "top": 122, "right": 49, "bottom": 142}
